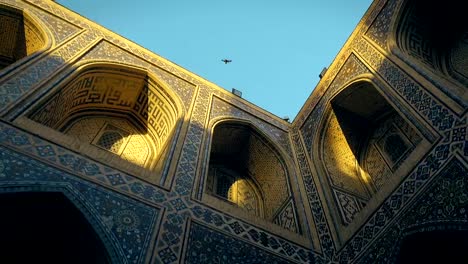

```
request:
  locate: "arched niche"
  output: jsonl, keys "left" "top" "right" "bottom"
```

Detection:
{"left": 0, "top": 5, "right": 46, "bottom": 70}
{"left": 0, "top": 192, "right": 113, "bottom": 264}
{"left": 319, "top": 80, "right": 424, "bottom": 225}
{"left": 394, "top": 0, "right": 467, "bottom": 103}
{"left": 25, "top": 64, "right": 183, "bottom": 184}
{"left": 206, "top": 121, "right": 291, "bottom": 221}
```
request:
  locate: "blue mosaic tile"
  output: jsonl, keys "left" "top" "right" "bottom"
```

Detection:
{"left": 354, "top": 158, "right": 468, "bottom": 263}
{"left": 185, "top": 222, "right": 295, "bottom": 264}
{"left": 106, "top": 173, "right": 127, "bottom": 186}
{"left": 0, "top": 146, "right": 160, "bottom": 264}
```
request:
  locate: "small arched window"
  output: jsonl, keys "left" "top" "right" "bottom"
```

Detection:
{"left": 383, "top": 133, "right": 410, "bottom": 165}
{"left": 96, "top": 131, "right": 125, "bottom": 153}
{"left": 94, "top": 124, "right": 129, "bottom": 154}
{"left": 214, "top": 169, "right": 235, "bottom": 200}
{"left": 209, "top": 167, "right": 262, "bottom": 216}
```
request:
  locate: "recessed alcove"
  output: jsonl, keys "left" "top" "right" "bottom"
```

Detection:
{"left": 205, "top": 121, "right": 294, "bottom": 226}
{"left": 22, "top": 65, "right": 183, "bottom": 185}
{"left": 320, "top": 81, "right": 426, "bottom": 225}
{"left": 395, "top": 0, "right": 467, "bottom": 102}
{"left": 0, "top": 5, "right": 46, "bottom": 70}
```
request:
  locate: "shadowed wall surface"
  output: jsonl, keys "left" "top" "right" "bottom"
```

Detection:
{"left": 0, "top": 192, "right": 110, "bottom": 264}
{"left": 0, "top": 0, "right": 466, "bottom": 263}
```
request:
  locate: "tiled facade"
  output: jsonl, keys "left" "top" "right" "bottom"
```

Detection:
{"left": 0, "top": 0, "right": 466, "bottom": 263}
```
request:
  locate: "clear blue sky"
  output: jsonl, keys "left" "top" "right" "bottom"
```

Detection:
{"left": 56, "top": 0, "right": 373, "bottom": 120}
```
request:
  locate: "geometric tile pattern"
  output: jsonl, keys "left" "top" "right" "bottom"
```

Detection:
{"left": 151, "top": 80, "right": 310, "bottom": 262}
{"left": 295, "top": 21, "right": 466, "bottom": 263}
{"left": 365, "top": 0, "right": 398, "bottom": 49}
{"left": 0, "top": 30, "right": 96, "bottom": 113}
{"left": 79, "top": 40, "right": 197, "bottom": 108}
{"left": 354, "top": 37, "right": 458, "bottom": 134}
{"left": 0, "top": 0, "right": 313, "bottom": 259}
{"left": 370, "top": 114, "right": 422, "bottom": 172}
{"left": 80, "top": 40, "right": 195, "bottom": 108}
{"left": 292, "top": 54, "right": 369, "bottom": 256}
{"left": 206, "top": 96, "right": 297, "bottom": 225}
{"left": 333, "top": 189, "right": 366, "bottom": 225}
{"left": 335, "top": 144, "right": 466, "bottom": 262}
{"left": 189, "top": 205, "right": 311, "bottom": 263}
{"left": 205, "top": 96, "right": 302, "bottom": 232}
{"left": 245, "top": 133, "right": 290, "bottom": 219}
{"left": 0, "top": 119, "right": 310, "bottom": 264}
{"left": 291, "top": 130, "right": 335, "bottom": 258}
{"left": 31, "top": 7, "right": 80, "bottom": 44}
{"left": 274, "top": 199, "right": 301, "bottom": 234}
{"left": 30, "top": 68, "right": 179, "bottom": 157}
{"left": 66, "top": 118, "right": 151, "bottom": 168}
{"left": 295, "top": 32, "right": 465, "bottom": 262}
{"left": 0, "top": 145, "right": 160, "bottom": 264}
{"left": 24, "top": 0, "right": 93, "bottom": 31}
{"left": 0, "top": 9, "right": 45, "bottom": 66}
{"left": 322, "top": 110, "right": 369, "bottom": 198}
{"left": 1, "top": 1, "right": 465, "bottom": 264}
{"left": 292, "top": 0, "right": 387, "bottom": 128}
{"left": 365, "top": 0, "right": 468, "bottom": 111}
{"left": 210, "top": 168, "right": 262, "bottom": 217}
{"left": 299, "top": 54, "right": 368, "bottom": 156}
{"left": 0, "top": 0, "right": 79, "bottom": 79}
{"left": 185, "top": 221, "right": 296, "bottom": 263}
{"left": 210, "top": 96, "right": 292, "bottom": 158}
{"left": 332, "top": 37, "right": 467, "bottom": 262}
{"left": 353, "top": 158, "right": 468, "bottom": 263}
{"left": 397, "top": 4, "right": 437, "bottom": 69}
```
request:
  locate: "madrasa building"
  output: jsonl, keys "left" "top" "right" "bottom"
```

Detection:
{"left": 0, "top": 0, "right": 466, "bottom": 263}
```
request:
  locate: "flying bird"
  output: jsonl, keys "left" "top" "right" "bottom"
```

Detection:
{"left": 221, "top": 59, "right": 232, "bottom": 64}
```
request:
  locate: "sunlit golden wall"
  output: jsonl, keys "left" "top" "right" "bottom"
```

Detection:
{"left": 30, "top": 66, "right": 180, "bottom": 166}
{"left": 244, "top": 134, "right": 289, "bottom": 219}
{"left": 65, "top": 116, "right": 155, "bottom": 168}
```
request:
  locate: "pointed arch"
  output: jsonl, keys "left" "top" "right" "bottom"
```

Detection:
{"left": 205, "top": 118, "right": 292, "bottom": 221}
{"left": 0, "top": 187, "right": 122, "bottom": 264}
{"left": 24, "top": 62, "right": 185, "bottom": 185}
{"left": 315, "top": 78, "right": 426, "bottom": 226}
